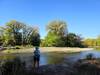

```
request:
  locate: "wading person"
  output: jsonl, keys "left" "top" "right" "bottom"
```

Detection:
{"left": 33, "top": 47, "right": 40, "bottom": 68}
{"left": 30, "top": 31, "right": 41, "bottom": 68}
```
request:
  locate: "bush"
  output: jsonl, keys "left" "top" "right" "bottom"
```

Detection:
{"left": 0, "top": 57, "right": 26, "bottom": 75}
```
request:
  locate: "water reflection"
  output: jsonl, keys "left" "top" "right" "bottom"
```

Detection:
{"left": 40, "top": 52, "right": 67, "bottom": 65}
{"left": 0, "top": 54, "right": 16, "bottom": 61}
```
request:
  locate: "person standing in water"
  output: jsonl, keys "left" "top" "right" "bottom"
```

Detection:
{"left": 33, "top": 47, "right": 40, "bottom": 68}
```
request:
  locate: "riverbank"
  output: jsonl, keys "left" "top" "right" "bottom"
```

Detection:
{"left": 0, "top": 47, "right": 99, "bottom": 75}
{"left": 31, "top": 64, "right": 74, "bottom": 75}
{"left": 1, "top": 56, "right": 100, "bottom": 75}
{"left": 30, "top": 58, "right": 100, "bottom": 75}
{"left": 1, "top": 47, "right": 93, "bottom": 54}
{"left": 40, "top": 47, "right": 93, "bottom": 53}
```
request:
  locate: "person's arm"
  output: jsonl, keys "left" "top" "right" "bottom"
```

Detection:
{"left": 38, "top": 50, "right": 40, "bottom": 55}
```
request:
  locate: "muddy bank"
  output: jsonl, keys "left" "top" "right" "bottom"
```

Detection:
{"left": 1, "top": 57, "right": 100, "bottom": 75}
{"left": 30, "top": 64, "right": 74, "bottom": 75}
{"left": 30, "top": 59, "right": 100, "bottom": 75}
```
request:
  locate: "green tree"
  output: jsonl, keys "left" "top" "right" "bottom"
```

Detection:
{"left": 29, "top": 27, "right": 41, "bottom": 46}
{"left": 5, "top": 20, "right": 24, "bottom": 45}
{"left": 96, "top": 36, "right": 100, "bottom": 46}
{"left": 43, "top": 20, "right": 68, "bottom": 47}
{"left": 66, "top": 33, "right": 83, "bottom": 47}
{"left": 0, "top": 27, "right": 5, "bottom": 45}
{"left": 22, "top": 25, "right": 34, "bottom": 45}
{"left": 83, "top": 38, "right": 96, "bottom": 47}
{"left": 0, "top": 26, "right": 15, "bottom": 46}
{"left": 43, "top": 32, "right": 67, "bottom": 47}
{"left": 44, "top": 32, "right": 60, "bottom": 47}
{"left": 0, "top": 20, "right": 41, "bottom": 47}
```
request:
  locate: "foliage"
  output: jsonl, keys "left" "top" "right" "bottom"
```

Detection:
{"left": 43, "top": 32, "right": 60, "bottom": 47}
{"left": 22, "top": 25, "right": 34, "bottom": 45}
{"left": 0, "top": 20, "right": 40, "bottom": 47}
{"left": 0, "top": 20, "right": 24, "bottom": 46}
{"left": 0, "top": 57, "right": 26, "bottom": 75}
{"left": 0, "top": 19, "right": 96, "bottom": 47}
{"left": 6, "top": 20, "right": 24, "bottom": 45}
{"left": 66, "top": 33, "right": 84, "bottom": 47}
{"left": 29, "top": 27, "right": 41, "bottom": 46}
{"left": 41, "top": 20, "right": 84, "bottom": 47}
{"left": 42, "top": 32, "right": 84, "bottom": 47}
{"left": 83, "top": 36, "right": 100, "bottom": 47}
{"left": 43, "top": 20, "right": 67, "bottom": 47}
{"left": 46, "top": 20, "right": 68, "bottom": 36}
{"left": 96, "top": 36, "right": 100, "bottom": 46}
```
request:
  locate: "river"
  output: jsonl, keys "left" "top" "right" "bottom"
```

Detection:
{"left": 0, "top": 49, "right": 100, "bottom": 67}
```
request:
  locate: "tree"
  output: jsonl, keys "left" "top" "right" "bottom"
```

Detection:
{"left": 29, "top": 27, "right": 41, "bottom": 47}
{"left": 0, "top": 27, "right": 5, "bottom": 45}
{"left": 96, "top": 36, "right": 100, "bottom": 46}
{"left": 22, "top": 25, "right": 34, "bottom": 45}
{"left": 0, "top": 20, "right": 40, "bottom": 46}
{"left": 43, "top": 20, "right": 68, "bottom": 47}
{"left": 5, "top": 20, "right": 24, "bottom": 45}
{"left": 66, "top": 33, "right": 83, "bottom": 47}
{"left": 43, "top": 32, "right": 68, "bottom": 47}
{"left": 0, "top": 20, "right": 41, "bottom": 47}
{"left": 43, "top": 32, "right": 60, "bottom": 47}
{"left": 0, "top": 26, "right": 15, "bottom": 46}
{"left": 83, "top": 38, "right": 96, "bottom": 47}
{"left": 46, "top": 20, "right": 68, "bottom": 36}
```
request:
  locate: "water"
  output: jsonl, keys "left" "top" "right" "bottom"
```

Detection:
{"left": 0, "top": 49, "right": 100, "bottom": 66}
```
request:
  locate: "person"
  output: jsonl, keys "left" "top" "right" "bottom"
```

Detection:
{"left": 33, "top": 47, "right": 40, "bottom": 68}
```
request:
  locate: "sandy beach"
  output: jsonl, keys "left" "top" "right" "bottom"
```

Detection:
{"left": 1, "top": 47, "right": 93, "bottom": 54}
{"left": 40, "top": 47, "right": 93, "bottom": 53}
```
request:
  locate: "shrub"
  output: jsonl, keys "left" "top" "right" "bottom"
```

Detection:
{"left": 0, "top": 57, "right": 26, "bottom": 75}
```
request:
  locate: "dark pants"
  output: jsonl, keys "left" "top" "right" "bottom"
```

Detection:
{"left": 34, "top": 56, "right": 40, "bottom": 68}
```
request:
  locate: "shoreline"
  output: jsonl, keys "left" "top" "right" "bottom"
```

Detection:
{"left": 40, "top": 47, "right": 93, "bottom": 53}
{"left": 1, "top": 47, "right": 93, "bottom": 54}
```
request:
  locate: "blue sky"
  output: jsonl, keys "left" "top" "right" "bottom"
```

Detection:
{"left": 0, "top": 0, "right": 100, "bottom": 39}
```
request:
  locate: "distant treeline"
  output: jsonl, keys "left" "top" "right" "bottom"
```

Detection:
{"left": 83, "top": 37, "right": 100, "bottom": 47}
{"left": 0, "top": 20, "right": 40, "bottom": 47}
{"left": 0, "top": 20, "right": 99, "bottom": 47}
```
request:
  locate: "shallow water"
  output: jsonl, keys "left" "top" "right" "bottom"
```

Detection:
{"left": 0, "top": 49, "right": 100, "bottom": 66}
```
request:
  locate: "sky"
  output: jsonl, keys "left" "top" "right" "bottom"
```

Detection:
{"left": 0, "top": 0, "right": 100, "bottom": 39}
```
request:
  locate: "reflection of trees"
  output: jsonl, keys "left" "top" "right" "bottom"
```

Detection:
{"left": 0, "top": 54, "right": 16, "bottom": 61}
{"left": 45, "top": 52, "right": 66, "bottom": 64}
{"left": 0, "top": 57, "right": 26, "bottom": 75}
